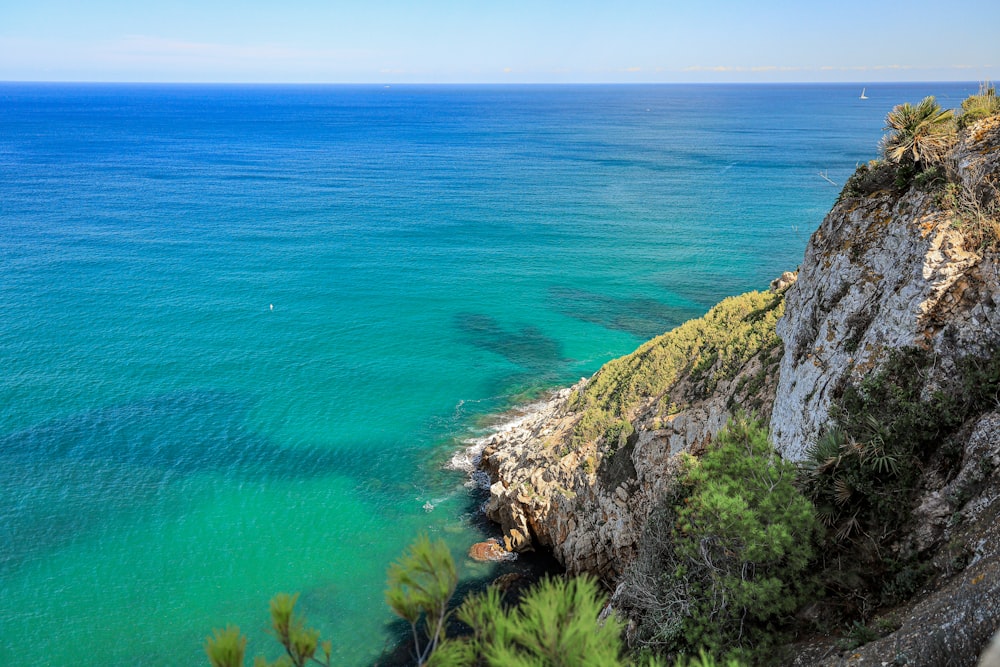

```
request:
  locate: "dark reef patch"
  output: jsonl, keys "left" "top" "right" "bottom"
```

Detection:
{"left": 548, "top": 286, "right": 695, "bottom": 340}
{"left": 454, "top": 313, "right": 565, "bottom": 373}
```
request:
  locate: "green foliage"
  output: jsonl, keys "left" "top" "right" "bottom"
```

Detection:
{"left": 489, "top": 575, "right": 626, "bottom": 666}
{"left": 673, "top": 651, "right": 746, "bottom": 667}
{"left": 913, "top": 164, "right": 946, "bottom": 191}
{"left": 958, "top": 82, "right": 1000, "bottom": 129}
{"left": 385, "top": 533, "right": 459, "bottom": 665}
{"left": 802, "top": 347, "right": 1000, "bottom": 611}
{"left": 205, "top": 593, "right": 333, "bottom": 667}
{"left": 441, "top": 575, "right": 634, "bottom": 667}
{"left": 206, "top": 626, "right": 247, "bottom": 667}
{"left": 677, "top": 416, "right": 819, "bottom": 660}
{"left": 570, "top": 291, "right": 784, "bottom": 448}
{"left": 265, "top": 592, "right": 331, "bottom": 667}
{"left": 879, "top": 96, "right": 956, "bottom": 169}
{"left": 835, "top": 620, "right": 880, "bottom": 651}
{"left": 837, "top": 160, "right": 897, "bottom": 202}
{"left": 620, "top": 416, "right": 817, "bottom": 663}
{"left": 805, "top": 349, "right": 967, "bottom": 552}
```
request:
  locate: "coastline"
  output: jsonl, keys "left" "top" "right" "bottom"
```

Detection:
{"left": 447, "top": 382, "right": 583, "bottom": 491}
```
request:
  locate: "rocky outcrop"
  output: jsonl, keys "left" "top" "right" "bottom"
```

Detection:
{"left": 770, "top": 117, "right": 1000, "bottom": 460}
{"left": 467, "top": 538, "right": 517, "bottom": 562}
{"left": 478, "top": 291, "right": 786, "bottom": 582}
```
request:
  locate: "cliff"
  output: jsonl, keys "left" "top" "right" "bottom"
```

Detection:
{"left": 770, "top": 115, "right": 1000, "bottom": 460}
{"left": 481, "top": 288, "right": 787, "bottom": 582}
{"left": 478, "top": 111, "right": 1000, "bottom": 663}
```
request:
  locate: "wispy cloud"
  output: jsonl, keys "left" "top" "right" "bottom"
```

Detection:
{"left": 95, "top": 35, "right": 373, "bottom": 67}
{"left": 0, "top": 34, "right": 381, "bottom": 77}
{"left": 685, "top": 63, "right": 991, "bottom": 74}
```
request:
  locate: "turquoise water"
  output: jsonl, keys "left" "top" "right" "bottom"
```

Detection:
{"left": 0, "top": 82, "right": 977, "bottom": 664}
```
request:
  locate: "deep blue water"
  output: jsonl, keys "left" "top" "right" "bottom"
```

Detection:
{"left": 0, "top": 82, "right": 978, "bottom": 665}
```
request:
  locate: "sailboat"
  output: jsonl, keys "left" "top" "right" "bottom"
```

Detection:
{"left": 860, "top": 88, "right": 868, "bottom": 100}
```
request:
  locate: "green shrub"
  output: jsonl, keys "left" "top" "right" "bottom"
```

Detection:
{"left": 835, "top": 620, "right": 880, "bottom": 651}
{"left": 673, "top": 650, "right": 746, "bottom": 667}
{"left": 958, "top": 82, "right": 1000, "bottom": 129}
{"left": 620, "top": 416, "right": 818, "bottom": 663}
{"left": 205, "top": 626, "right": 247, "bottom": 667}
{"left": 802, "top": 347, "right": 1000, "bottom": 611}
{"left": 677, "top": 416, "right": 819, "bottom": 660}
{"left": 204, "top": 592, "right": 333, "bottom": 667}
{"left": 463, "top": 575, "right": 628, "bottom": 666}
{"left": 385, "top": 534, "right": 458, "bottom": 665}
{"left": 570, "top": 291, "right": 784, "bottom": 448}
{"left": 804, "top": 349, "right": 968, "bottom": 552}
{"left": 837, "top": 160, "right": 896, "bottom": 202}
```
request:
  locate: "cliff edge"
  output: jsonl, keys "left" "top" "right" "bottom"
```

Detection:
{"left": 479, "top": 108, "right": 1000, "bottom": 664}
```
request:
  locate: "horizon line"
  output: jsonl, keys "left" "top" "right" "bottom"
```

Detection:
{"left": 0, "top": 79, "right": 988, "bottom": 86}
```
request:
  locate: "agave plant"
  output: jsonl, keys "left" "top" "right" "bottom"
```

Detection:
{"left": 879, "top": 96, "right": 956, "bottom": 167}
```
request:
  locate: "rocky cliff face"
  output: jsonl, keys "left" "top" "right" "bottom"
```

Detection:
{"left": 770, "top": 115, "right": 1000, "bottom": 460}
{"left": 478, "top": 116, "right": 1000, "bottom": 662}
{"left": 480, "top": 290, "right": 787, "bottom": 582}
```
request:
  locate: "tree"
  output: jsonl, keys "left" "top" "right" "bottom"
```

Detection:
{"left": 620, "top": 415, "right": 818, "bottom": 663}
{"left": 676, "top": 416, "right": 819, "bottom": 660}
{"left": 879, "top": 96, "right": 956, "bottom": 168}
{"left": 385, "top": 533, "right": 458, "bottom": 666}
{"left": 203, "top": 593, "right": 333, "bottom": 667}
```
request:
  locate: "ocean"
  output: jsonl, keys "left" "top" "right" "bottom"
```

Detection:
{"left": 0, "top": 82, "right": 978, "bottom": 665}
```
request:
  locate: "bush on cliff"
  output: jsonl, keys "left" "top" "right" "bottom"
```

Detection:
{"left": 435, "top": 574, "right": 631, "bottom": 666}
{"left": 958, "top": 82, "right": 1000, "bottom": 130}
{"left": 568, "top": 291, "right": 784, "bottom": 449}
{"left": 620, "top": 415, "right": 818, "bottom": 663}
{"left": 879, "top": 96, "right": 956, "bottom": 171}
{"left": 802, "top": 347, "right": 1000, "bottom": 612}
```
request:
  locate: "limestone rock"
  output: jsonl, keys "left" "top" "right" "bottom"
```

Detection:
{"left": 770, "top": 118, "right": 1000, "bottom": 460}
{"left": 478, "top": 308, "right": 784, "bottom": 583}
{"left": 771, "top": 271, "right": 798, "bottom": 293}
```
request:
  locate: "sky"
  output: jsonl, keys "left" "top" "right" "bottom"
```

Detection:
{"left": 1, "top": 0, "right": 997, "bottom": 83}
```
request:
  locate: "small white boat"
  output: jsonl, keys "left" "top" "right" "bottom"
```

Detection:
{"left": 860, "top": 88, "right": 868, "bottom": 100}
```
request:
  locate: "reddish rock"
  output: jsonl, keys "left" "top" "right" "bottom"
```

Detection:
{"left": 467, "top": 539, "right": 516, "bottom": 562}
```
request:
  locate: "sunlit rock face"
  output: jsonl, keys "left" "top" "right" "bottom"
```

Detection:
{"left": 770, "top": 116, "right": 1000, "bottom": 460}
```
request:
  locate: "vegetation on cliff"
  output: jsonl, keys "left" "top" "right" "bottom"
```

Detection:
{"left": 841, "top": 88, "right": 1000, "bottom": 249}
{"left": 879, "top": 95, "right": 956, "bottom": 169}
{"left": 568, "top": 290, "right": 784, "bottom": 449}
{"left": 958, "top": 82, "right": 1000, "bottom": 130}
{"left": 803, "top": 346, "right": 1000, "bottom": 613}
{"left": 619, "top": 416, "right": 818, "bottom": 663}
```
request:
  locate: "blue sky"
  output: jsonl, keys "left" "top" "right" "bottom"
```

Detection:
{"left": 1, "top": 0, "right": 997, "bottom": 83}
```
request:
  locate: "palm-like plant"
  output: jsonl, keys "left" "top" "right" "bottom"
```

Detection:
{"left": 879, "top": 96, "right": 956, "bottom": 167}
